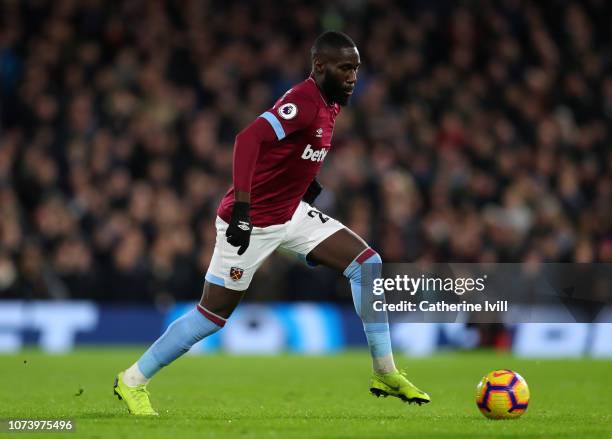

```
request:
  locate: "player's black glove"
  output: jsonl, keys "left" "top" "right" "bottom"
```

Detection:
{"left": 302, "top": 179, "right": 322, "bottom": 205}
{"left": 226, "top": 201, "right": 252, "bottom": 255}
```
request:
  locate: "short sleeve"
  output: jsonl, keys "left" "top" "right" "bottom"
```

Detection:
{"left": 259, "top": 90, "right": 318, "bottom": 140}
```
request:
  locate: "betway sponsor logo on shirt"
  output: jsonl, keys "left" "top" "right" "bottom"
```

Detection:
{"left": 301, "top": 144, "right": 328, "bottom": 162}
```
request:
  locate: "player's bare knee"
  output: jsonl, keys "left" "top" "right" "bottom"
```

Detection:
{"left": 308, "top": 228, "right": 369, "bottom": 272}
{"left": 199, "top": 282, "right": 244, "bottom": 320}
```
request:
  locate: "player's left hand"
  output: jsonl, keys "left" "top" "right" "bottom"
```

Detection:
{"left": 226, "top": 201, "right": 252, "bottom": 255}
{"left": 302, "top": 178, "right": 322, "bottom": 204}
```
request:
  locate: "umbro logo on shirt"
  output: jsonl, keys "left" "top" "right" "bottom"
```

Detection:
{"left": 301, "top": 144, "right": 328, "bottom": 162}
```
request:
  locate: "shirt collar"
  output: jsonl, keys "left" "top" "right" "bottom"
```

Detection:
{"left": 308, "top": 77, "right": 331, "bottom": 107}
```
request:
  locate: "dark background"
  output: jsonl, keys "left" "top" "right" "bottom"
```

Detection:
{"left": 1, "top": 0, "right": 611, "bottom": 307}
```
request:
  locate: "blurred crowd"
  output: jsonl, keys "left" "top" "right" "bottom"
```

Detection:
{"left": 1, "top": 0, "right": 611, "bottom": 304}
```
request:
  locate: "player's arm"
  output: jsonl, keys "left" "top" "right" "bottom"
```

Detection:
{"left": 226, "top": 118, "right": 276, "bottom": 255}
{"left": 233, "top": 118, "right": 278, "bottom": 203}
{"left": 260, "top": 94, "right": 320, "bottom": 206}
{"left": 226, "top": 96, "right": 318, "bottom": 254}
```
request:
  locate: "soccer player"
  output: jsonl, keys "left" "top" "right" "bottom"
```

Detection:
{"left": 114, "top": 31, "right": 430, "bottom": 415}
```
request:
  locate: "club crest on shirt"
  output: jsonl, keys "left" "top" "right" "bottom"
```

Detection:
{"left": 230, "top": 266, "right": 244, "bottom": 281}
{"left": 278, "top": 103, "right": 298, "bottom": 120}
{"left": 315, "top": 128, "right": 323, "bottom": 137}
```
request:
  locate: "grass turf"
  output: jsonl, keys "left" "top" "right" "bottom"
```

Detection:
{"left": 1, "top": 349, "right": 610, "bottom": 438}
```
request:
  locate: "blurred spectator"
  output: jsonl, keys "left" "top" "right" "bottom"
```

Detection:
{"left": 0, "top": 0, "right": 611, "bottom": 303}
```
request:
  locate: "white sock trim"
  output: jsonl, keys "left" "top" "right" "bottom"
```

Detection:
{"left": 123, "top": 362, "right": 150, "bottom": 387}
{"left": 372, "top": 354, "right": 397, "bottom": 375}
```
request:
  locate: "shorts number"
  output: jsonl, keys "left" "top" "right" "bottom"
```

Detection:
{"left": 307, "top": 209, "right": 329, "bottom": 223}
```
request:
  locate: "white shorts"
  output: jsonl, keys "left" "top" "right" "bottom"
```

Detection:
{"left": 205, "top": 201, "right": 345, "bottom": 291}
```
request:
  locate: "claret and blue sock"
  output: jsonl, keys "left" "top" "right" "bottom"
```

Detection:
{"left": 343, "top": 247, "right": 397, "bottom": 375}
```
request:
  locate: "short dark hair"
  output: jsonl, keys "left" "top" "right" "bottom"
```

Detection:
{"left": 311, "top": 31, "right": 356, "bottom": 58}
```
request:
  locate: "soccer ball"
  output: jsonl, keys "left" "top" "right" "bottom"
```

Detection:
{"left": 475, "top": 369, "right": 530, "bottom": 419}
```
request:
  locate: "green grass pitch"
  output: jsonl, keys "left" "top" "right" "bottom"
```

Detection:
{"left": 1, "top": 349, "right": 611, "bottom": 438}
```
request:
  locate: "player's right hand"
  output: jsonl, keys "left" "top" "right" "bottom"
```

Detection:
{"left": 226, "top": 201, "right": 252, "bottom": 255}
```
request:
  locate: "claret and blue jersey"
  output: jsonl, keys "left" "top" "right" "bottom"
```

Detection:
{"left": 218, "top": 77, "right": 340, "bottom": 227}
